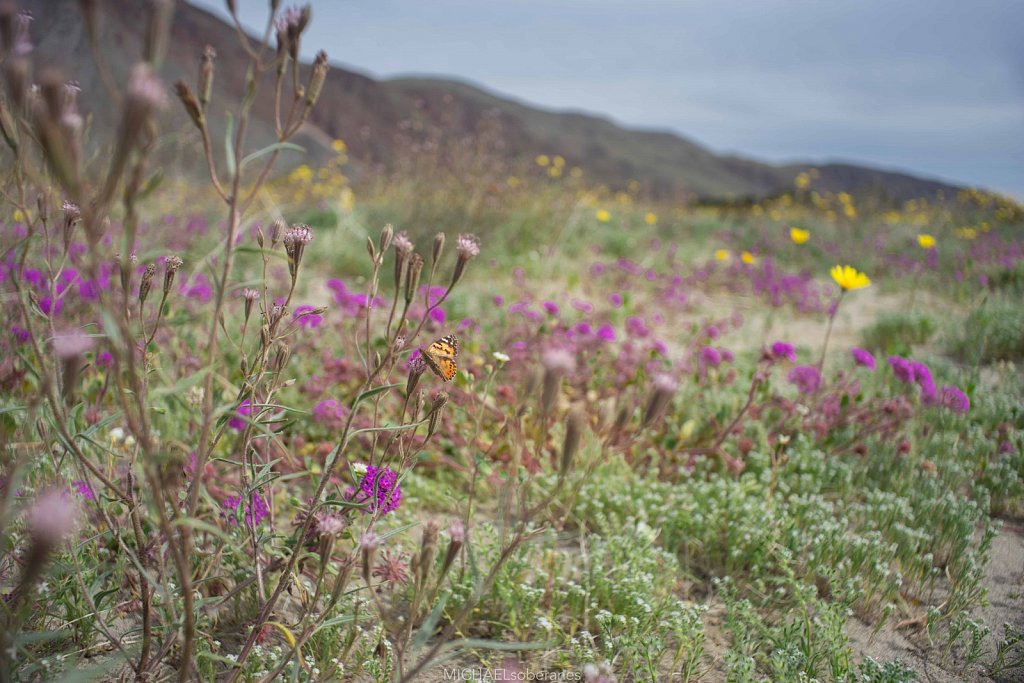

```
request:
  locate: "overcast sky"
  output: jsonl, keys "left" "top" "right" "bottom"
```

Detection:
{"left": 190, "top": 0, "right": 1024, "bottom": 197}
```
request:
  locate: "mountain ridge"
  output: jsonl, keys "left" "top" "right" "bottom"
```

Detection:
{"left": 18, "top": 0, "right": 964, "bottom": 202}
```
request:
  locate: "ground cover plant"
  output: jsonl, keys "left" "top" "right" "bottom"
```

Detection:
{"left": 1, "top": 3, "right": 1023, "bottom": 682}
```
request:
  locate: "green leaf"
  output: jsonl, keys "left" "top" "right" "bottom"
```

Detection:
{"left": 411, "top": 591, "right": 449, "bottom": 652}
{"left": 445, "top": 638, "right": 553, "bottom": 652}
{"left": 349, "top": 421, "right": 424, "bottom": 438}
{"left": 353, "top": 383, "right": 401, "bottom": 408}
{"left": 312, "top": 612, "right": 357, "bottom": 634}
{"left": 152, "top": 367, "right": 211, "bottom": 399}
{"left": 171, "top": 517, "right": 232, "bottom": 543}
{"left": 225, "top": 113, "right": 236, "bottom": 178}
{"left": 137, "top": 170, "right": 164, "bottom": 200}
{"left": 100, "top": 310, "right": 123, "bottom": 350}
{"left": 239, "top": 142, "right": 305, "bottom": 169}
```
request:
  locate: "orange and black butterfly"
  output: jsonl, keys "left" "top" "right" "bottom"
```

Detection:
{"left": 420, "top": 334, "right": 459, "bottom": 382}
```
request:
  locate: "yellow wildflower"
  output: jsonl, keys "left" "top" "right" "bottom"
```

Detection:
{"left": 830, "top": 265, "right": 870, "bottom": 291}
{"left": 535, "top": 154, "right": 550, "bottom": 167}
{"left": 741, "top": 251, "right": 756, "bottom": 265}
{"left": 714, "top": 249, "right": 730, "bottom": 261}
{"left": 789, "top": 227, "right": 810, "bottom": 244}
{"left": 595, "top": 209, "right": 611, "bottom": 222}
{"left": 644, "top": 212, "right": 657, "bottom": 226}
{"left": 917, "top": 233, "right": 936, "bottom": 249}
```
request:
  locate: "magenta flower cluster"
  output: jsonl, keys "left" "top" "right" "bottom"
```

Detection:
{"left": 887, "top": 355, "right": 969, "bottom": 413}
{"left": 223, "top": 492, "right": 271, "bottom": 527}
{"left": 349, "top": 465, "right": 402, "bottom": 515}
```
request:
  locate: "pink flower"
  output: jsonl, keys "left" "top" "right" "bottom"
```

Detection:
{"left": 770, "top": 341, "right": 797, "bottom": 362}
{"left": 229, "top": 399, "right": 254, "bottom": 431}
{"left": 787, "top": 365, "right": 822, "bottom": 394}
{"left": 292, "top": 304, "right": 323, "bottom": 329}
{"left": 850, "top": 347, "right": 876, "bottom": 369}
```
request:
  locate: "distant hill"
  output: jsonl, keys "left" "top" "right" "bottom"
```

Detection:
{"left": 19, "top": 0, "right": 963, "bottom": 202}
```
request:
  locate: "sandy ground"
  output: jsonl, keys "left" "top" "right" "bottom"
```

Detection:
{"left": 844, "top": 523, "right": 1024, "bottom": 683}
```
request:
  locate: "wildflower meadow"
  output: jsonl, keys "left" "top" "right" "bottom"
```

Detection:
{"left": 1, "top": 3, "right": 1023, "bottom": 682}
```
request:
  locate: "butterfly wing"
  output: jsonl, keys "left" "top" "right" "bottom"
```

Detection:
{"left": 421, "top": 334, "right": 459, "bottom": 382}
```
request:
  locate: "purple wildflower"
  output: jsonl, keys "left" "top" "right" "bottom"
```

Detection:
{"left": 313, "top": 398, "right": 347, "bottom": 429}
{"left": 71, "top": 480, "right": 95, "bottom": 500}
{"left": 850, "top": 347, "right": 876, "bottom": 369}
{"left": 888, "top": 356, "right": 914, "bottom": 384}
{"left": 626, "top": 316, "right": 650, "bottom": 338}
{"left": 228, "top": 399, "right": 254, "bottom": 431}
{"left": 787, "top": 365, "right": 822, "bottom": 394}
{"left": 542, "top": 301, "right": 560, "bottom": 316}
{"left": 699, "top": 346, "right": 722, "bottom": 367}
{"left": 939, "top": 385, "right": 970, "bottom": 414}
{"left": 608, "top": 292, "right": 623, "bottom": 307}
{"left": 355, "top": 465, "right": 402, "bottom": 515}
{"left": 223, "top": 492, "right": 270, "bottom": 527}
{"left": 770, "top": 341, "right": 797, "bottom": 362}
{"left": 596, "top": 324, "right": 616, "bottom": 342}
{"left": 181, "top": 273, "right": 213, "bottom": 302}
{"left": 911, "top": 361, "right": 937, "bottom": 403}
{"left": 292, "top": 304, "right": 323, "bottom": 329}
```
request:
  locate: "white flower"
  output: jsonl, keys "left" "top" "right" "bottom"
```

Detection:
{"left": 492, "top": 351, "right": 510, "bottom": 363}
{"left": 352, "top": 462, "right": 368, "bottom": 475}
{"left": 109, "top": 427, "right": 125, "bottom": 443}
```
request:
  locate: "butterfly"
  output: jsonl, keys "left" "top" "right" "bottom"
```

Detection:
{"left": 420, "top": 334, "right": 459, "bottom": 382}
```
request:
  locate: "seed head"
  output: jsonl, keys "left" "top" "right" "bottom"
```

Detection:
{"left": 450, "top": 233, "right": 480, "bottom": 287}
{"left": 283, "top": 224, "right": 313, "bottom": 279}
{"left": 52, "top": 329, "right": 94, "bottom": 360}
{"left": 28, "top": 489, "right": 76, "bottom": 548}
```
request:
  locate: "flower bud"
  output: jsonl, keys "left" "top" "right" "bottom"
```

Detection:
{"left": 199, "top": 45, "right": 215, "bottom": 108}
{"left": 175, "top": 80, "right": 203, "bottom": 129}
{"left": 440, "top": 520, "right": 465, "bottom": 578}
{"left": 273, "top": 343, "right": 290, "bottom": 373}
{"left": 360, "top": 530, "right": 381, "bottom": 583}
{"left": 430, "top": 232, "right": 445, "bottom": 277}
{"left": 270, "top": 217, "right": 285, "bottom": 247}
{"left": 404, "top": 254, "right": 423, "bottom": 305}
{"left": 242, "top": 287, "right": 259, "bottom": 322}
{"left": 378, "top": 223, "right": 393, "bottom": 255}
{"left": 427, "top": 391, "right": 448, "bottom": 437}
{"left": 306, "top": 50, "right": 328, "bottom": 107}
{"left": 561, "top": 405, "right": 585, "bottom": 476}
{"left": 139, "top": 263, "right": 156, "bottom": 307}
{"left": 414, "top": 520, "right": 440, "bottom": 590}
